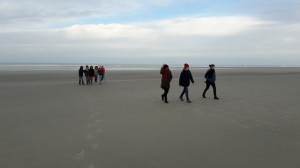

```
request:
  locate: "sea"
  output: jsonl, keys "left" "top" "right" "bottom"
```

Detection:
{"left": 0, "top": 63, "right": 296, "bottom": 71}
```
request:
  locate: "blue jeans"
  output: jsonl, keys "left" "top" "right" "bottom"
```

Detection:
{"left": 180, "top": 86, "right": 189, "bottom": 100}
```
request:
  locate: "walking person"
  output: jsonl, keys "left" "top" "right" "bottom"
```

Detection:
{"left": 83, "top": 65, "right": 90, "bottom": 85}
{"left": 179, "top": 63, "right": 194, "bottom": 103}
{"left": 78, "top": 66, "right": 85, "bottom": 85}
{"left": 98, "top": 66, "right": 106, "bottom": 85}
{"left": 94, "top": 66, "right": 99, "bottom": 83}
{"left": 89, "top": 66, "right": 95, "bottom": 85}
{"left": 202, "top": 64, "right": 219, "bottom": 100}
{"left": 160, "top": 64, "right": 173, "bottom": 103}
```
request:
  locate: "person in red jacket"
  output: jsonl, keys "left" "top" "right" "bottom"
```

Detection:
{"left": 98, "top": 66, "right": 106, "bottom": 85}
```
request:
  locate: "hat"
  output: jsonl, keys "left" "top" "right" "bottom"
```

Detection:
{"left": 209, "top": 64, "right": 215, "bottom": 67}
{"left": 184, "top": 63, "right": 189, "bottom": 68}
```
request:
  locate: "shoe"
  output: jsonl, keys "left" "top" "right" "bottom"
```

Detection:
{"left": 187, "top": 100, "right": 192, "bottom": 103}
{"left": 165, "top": 100, "right": 169, "bottom": 103}
{"left": 179, "top": 97, "right": 184, "bottom": 101}
{"left": 214, "top": 97, "right": 219, "bottom": 100}
{"left": 202, "top": 95, "right": 206, "bottom": 98}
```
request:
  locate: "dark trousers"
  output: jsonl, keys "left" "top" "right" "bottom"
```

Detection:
{"left": 162, "top": 88, "right": 169, "bottom": 98}
{"left": 180, "top": 86, "right": 189, "bottom": 100}
{"left": 203, "top": 82, "right": 217, "bottom": 98}
{"left": 79, "top": 76, "right": 84, "bottom": 85}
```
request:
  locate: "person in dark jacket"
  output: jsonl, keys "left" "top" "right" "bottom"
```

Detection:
{"left": 202, "top": 64, "right": 219, "bottom": 99}
{"left": 160, "top": 64, "right": 173, "bottom": 103}
{"left": 179, "top": 63, "right": 194, "bottom": 103}
{"left": 89, "top": 66, "right": 95, "bottom": 85}
{"left": 79, "top": 66, "right": 84, "bottom": 85}
{"left": 83, "top": 65, "right": 90, "bottom": 85}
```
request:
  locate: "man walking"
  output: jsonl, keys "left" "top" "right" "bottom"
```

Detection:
{"left": 202, "top": 64, "right": 219, "bottom": 100}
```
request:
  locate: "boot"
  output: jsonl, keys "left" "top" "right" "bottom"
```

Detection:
{"left": 164, "top": 96, "right": 169, "bottom": 103}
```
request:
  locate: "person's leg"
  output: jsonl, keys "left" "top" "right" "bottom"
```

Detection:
{"left": 185, "top": 87, "right": 191, "bottom": 103}
{"left": 202, "top": 83, "right": 210, "bottom": 98}
{"left": 79, "top": 77, "right": 81, "bottom": 85}
{"left": 180, "top": 87, "right": 185, "bottom": 101}
{"left": 86, "top": 76, "right": 89, "bottom": 85}
{"left": 99, "top": 75, "right": 103, "bottom": 84}
{"left": 95, "top": 76, "right": 97, "bottom": 82}
{"left": 212, "top": 83, "right": 219, "bottom": 99}
{"left": 164, "top": 88, "right": 169, "bottom": 103}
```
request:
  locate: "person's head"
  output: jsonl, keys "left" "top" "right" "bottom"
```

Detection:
{"left": 209, "top": 64, "right": 215, "bottom": 69}
{"left": 86, "top": 65, "right": 89, "bottom": 69}
{"left": 80, "top": 66, "right": 83, "bottom": 70}
{"left": 90, "top": 66, "right": 93, "bottom": 69}
{"left": 184, "top": 63, "right": 190, "bottom": 70}
{"left": 95, "top": 66, "right": 98, "bottom": 69}
{"left": 163, "top": 64, "right": 169, "bottom": 69}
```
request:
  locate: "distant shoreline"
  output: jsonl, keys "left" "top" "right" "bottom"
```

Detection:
{"left": 0, "top": 63, "right": 299, "bottom": 71}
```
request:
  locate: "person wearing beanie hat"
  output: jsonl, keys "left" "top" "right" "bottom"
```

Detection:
{"left": 160, "top": 64, "right": 173, "bottom": 103}
{"left": 202, "top": 64, "right": 219, "bottom": 100}
{"left": 179, "top": 63, "right": 194, "bottom": 103}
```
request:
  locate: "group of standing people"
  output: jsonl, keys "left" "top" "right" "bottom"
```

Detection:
{"left": 79, "top": 65, "right": 106, "bottom": 85}
{"left": 160, "top": 63, "right": 219, "bottom": 103}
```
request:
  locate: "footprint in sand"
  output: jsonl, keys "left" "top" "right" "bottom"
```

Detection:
{"left": 75, "top": 150, "right": 85, "bottom": 159}
{"left": 94, "top": 119, "right": 101, "bottom": 123}
{"left": 87, "top": 123, "right": 94, "bottom": 128}
{"left": 87, "top": 163, "right": 95, "bottom": 168}
{"left": 91, "top": 143, "right": 99, "bottom": 150}
{"left": 95, "top": 128, "right": 102, "bottom": 133}
{"left": 86, "top": 133, "right": 94, "bottom": 140}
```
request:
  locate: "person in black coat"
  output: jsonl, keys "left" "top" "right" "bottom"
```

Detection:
{"left": 160, "top": 64, "right": 173, "bottom": 103}
{"left": 179, "top": 63, "right": 194, "bottom": 103}
{"left": 78, "top": 66, "right": 84, "bottom": 85}
{"left": 89, "top": 66, "right": 95, "bottom": 85}
{"left": 83, "top": 65, "right": 90, "bottom": 85}
{"left": 202, "top": 64, "right": 219, "bottom": 99}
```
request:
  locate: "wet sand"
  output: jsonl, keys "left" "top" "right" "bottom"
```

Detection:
{"left": 0, "top": 68, "right": 300, "bottom": 168}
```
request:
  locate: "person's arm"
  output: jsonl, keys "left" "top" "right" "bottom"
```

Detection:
{"left": 190, "top": 72, "right": 195, "bottom": 83}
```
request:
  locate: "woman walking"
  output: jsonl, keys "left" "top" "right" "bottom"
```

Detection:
{"left": 98, "top": 66, "right": 106, "bottom": 85}
{"left": 89, "top": 66, "right": 95, "bottom": 85}
{"left": 83, "top": 65, "right": 90, "bottom": 85}
{"left": 94, "top": 66, "right": 99, "bottom": 83}
{"left": 202, "top": 64, "right": 219, "bottom": 99}
{"left": 78, "top": 66, "right": 84, "bottom": 85}
{"left": 160, "top": 64, "right": 173, "bottom": 103}
{"left": 179, "top": 63, "right": 194, "bottom": 103}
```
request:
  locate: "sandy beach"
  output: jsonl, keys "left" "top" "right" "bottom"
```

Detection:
{"left": 0, "top": 67, "right": 300, "bottom": 168}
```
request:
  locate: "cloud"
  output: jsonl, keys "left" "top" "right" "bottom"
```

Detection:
{"left": 59, "top": 16, "right": 265, "bottom": 40}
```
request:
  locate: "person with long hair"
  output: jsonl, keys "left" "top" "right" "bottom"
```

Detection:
{"left": 160, "top": 64, "right": 173, "bottom": 103}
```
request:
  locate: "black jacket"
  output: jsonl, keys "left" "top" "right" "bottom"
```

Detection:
{"left": 179, "top": 70, "right": 194, "bottom": 87}
{"left": 79, "top": 69, "right": 84, "bottom": 77}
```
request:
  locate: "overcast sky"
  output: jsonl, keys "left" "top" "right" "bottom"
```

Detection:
{"left": 0, "top": 0, "right": 299, "bottom": 65}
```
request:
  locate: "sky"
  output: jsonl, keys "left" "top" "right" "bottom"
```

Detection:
{"left": 0, "top": 0, "right": 299, "bottom": 66}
